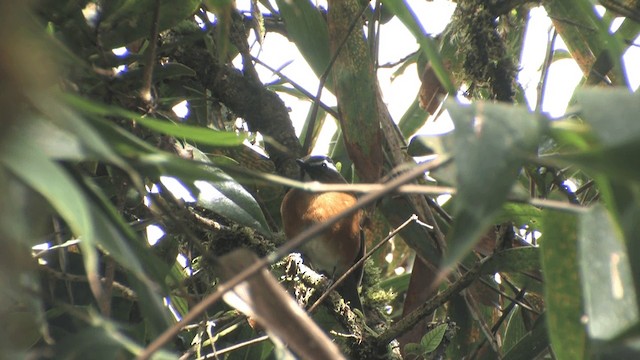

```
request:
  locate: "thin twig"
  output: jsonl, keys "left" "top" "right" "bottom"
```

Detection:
{"left": 100, "top": 257, "right": 115, "bottom": 317}
{"left": 302, "top": 2, "right": 370, "bottom": 154}
{"left": 229, "top": 10, "right": 262, "bottom": 85}
{"left": 148, "top": 187, "right": 222, "bottom": 272}
{"left": 468, "top": 287, "right": 528, "bottom": 360}
{"left": 140, "top": 0, "right": 161, "bottom": 104}
{"left": 51, "top": 216, "right": 75, "bottom": 305}
{"left": 378, "top": 51, "right": 418, "bottom": 68}
{"left": 547, "top": 15, "right": 597, "bottom": 32}
{"left": 536, "top": 28, "right": 556, "bottom": 112}
{"left": 375, "top": 254, "right": 486, "bottom": 346}
{"left": 40, "top": 265, "right": 137, "bottom": 301}
{"left": 465, "top": 270, "right": 540, "bottom": 315}
{"left": 369, "top": 0, "right": 382, "bottom": 68}
{"left": 463, "top": 290, "right": 501, "bottom": 353}
{"left": 308, "top": 214, "right": 419, "bottom": 312}
{"left": 426, "top": 197, "right": 453, "bottom": 223}
{"left": 253, "top": 56, "right": 341, "bottom": 119}
{"left": 180, "top": 315, "right": 250, "bottom": 360}
{"left": 494, "top": 287, "right": 528, "bottom": 333}
{"left": 209, "top": 159, "right": 587, "bottom": 212}
{"left": 199, "top": 335, "right": 269, "bottom": 359}
{"left": 33, "top": 239, "right": 81, "bottom": 259}
{"left": 575, "top": 179, "right": 594, "bottom": 195}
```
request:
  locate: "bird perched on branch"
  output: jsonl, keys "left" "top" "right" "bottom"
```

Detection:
{"left": 280, "top": 155, "right": 365, "bottom": 313}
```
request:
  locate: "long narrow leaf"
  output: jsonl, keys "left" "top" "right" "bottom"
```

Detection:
{"left": 65, "top": 94, "right": 244, "bottom": 147}
{"left": 443, "top": 101, "right": 545, "bottom": 269}
{"left": 540, "top": 211, "right": 587, "bottom": 360}
{"left": 274, "top": 0, "right": 331, "bottom": 85}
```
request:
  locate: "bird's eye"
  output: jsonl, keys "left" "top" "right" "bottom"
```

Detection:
{"left": 321, "top": 159, "right": 338, "bottom": 172}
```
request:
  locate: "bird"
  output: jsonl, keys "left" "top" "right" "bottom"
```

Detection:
{"left": 280, "top": 155, "right": 365, "bottom": 313}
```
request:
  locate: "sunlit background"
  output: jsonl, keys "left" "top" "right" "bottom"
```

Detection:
{"left": 227, "top": 0, "right": 639, "bottom": 155}
{"left": 36, "top": 0, "right": 640, "bottom": 314}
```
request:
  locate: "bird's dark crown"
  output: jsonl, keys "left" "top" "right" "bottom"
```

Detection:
{"left": 297, "top": 155, "right": 347, "bottom": 184}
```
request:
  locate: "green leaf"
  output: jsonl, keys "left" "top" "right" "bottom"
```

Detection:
{"left": 204, "top": 0, "right": 235, "bottom": 63}
{"left": 378, "top": 273, "right": 410, "bottom": 294}
{"left": 147, "top": 147, "right": 272, "bottom": 236}
{"left": 3, "top": 140, "right": 101, "bottom": 292}
{"left": 24, "top": 116, "right": 87, "bottom": 161}
{"left": 551, "top": 49, "right": 572, "bottom": 62}
{"left": 194, "top": 166, "right": 272, "bottom": 236}
{"left": 391, "top": 51, "right": 419, "bottom": 80}
{"left": 420, "top": 323, "right": 448, "bottom": 354}
{"left": 135, "top": 117, "right": 244, "bottom": 147}
{"left": 55, "top": 311, "right": 177, "bottom": 359}
{"left": 79, "top": 175, "right": 176, "bottom": 335}
{"left": 503, "top": 317, "right": 549, "bottom": 360}
{"left": 226, "top": 322, "right": 274, "bottom": 360}
{"left": 2, "top": 311, "right": 42, "bottom": 350}
{"left": 299, "top": 105, "right": 327, "bottom": 151}
{"left": 540, "top": 210, "right": 586, "bottom": 360}
{"left": 501, "top": 307, "right": 528, "bottom": 355}
{"left": 266, "top": 84, "right": 308, "bottom": 100}
{"left": 83, "top": 178, "right": 167, "bottom": 280}
{"left": 127, "top": 274, "right": 176, "bottom": 339}
{"left": 408, "top": 131, "right": 454, "bottom": 158}
{"left": 65, "top": 94, "right": 244, "bottom": 147}
{"left": 407, "top": 135, "right": 436, "bottom": 157}
{"left": 606, "top": 181, "right": 640, "bottom": 319}
{"left": 544, "top": 0, "right": 626, "bottom": 85}
{"left": 496, "top": 202, "right": 543, "bottom": 227}
{"left": 614, "top": 17, "right": 640, "bottom": 44}
{"left": 56, "top": 326, "right": 131, "bottom": 360}
{"left": 446, "top": 294, "right": 474, "bottom": 358}
{"left": 32, "top": 95, "right": 133, "bottom": 173}
{"left": 443, "top": 101, "right": 545, "bottom": 268}
{"left": 86, "top": 115, "right": 161, "bottom": 157}
{"left": 399, "top": 95, "right": 430, "bottom": 139}
{"left": 548, "top": 119, "right": 593, "bottom": 152}
{"left": 4, "top": 138, "right": 175, "bottom": 340}
{"left": 167, "top": 261, "right": 190, "bottom": 317}
{"left": 275, "top": 0, "right": 331, "bottom": 86}
{"left": 5, "top": 126, "right": 175, "bottom": 334}
{"left": 98, "top": 0, "right": 202, "bottom": 48}
{"left": 550, "top": 90, "right": 640, "bottom": 182}
{"left": 480, "top": 247, "right": 540, "bottom": 275}
{"left": 404, "top": 343, "right": 422, "bottom": 356}
{"left": 555, "top": 146, "right": 640, "bottom": 183}
{"left": 87, "top": 116, "right": 271, "bottom": 236}
{"left": 579, "top": 205, "right": 639, "bottom": 341}
{"left": 577, "top": 88, "right": 640, "bottom": 148}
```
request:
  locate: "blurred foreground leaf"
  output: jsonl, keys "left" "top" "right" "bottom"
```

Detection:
{"left": 579, "top": 206, "right": 639, "bottom": 347}
{"left": 443, "top": 101, "right": 545, "bottom": 268}
{"left": 540, "top": 210, "right": 586, "bottom": 360}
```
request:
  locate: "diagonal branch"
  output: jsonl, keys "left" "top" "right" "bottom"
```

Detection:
{"left": 169, "top": 28, "right": 303, "bottom": 179}
{"left": 375, "top": 255, "right": 486, "bottom": 347}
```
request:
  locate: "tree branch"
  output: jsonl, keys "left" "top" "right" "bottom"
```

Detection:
{"left": 168, "top": 25, "right": 303, "bottom": 179}
{"left": 375, "top": 256, "right": 486, "bottom": 347}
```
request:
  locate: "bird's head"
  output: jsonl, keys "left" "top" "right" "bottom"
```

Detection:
{"left": 296, "top": 155, "right": 347, "bottom": 184}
